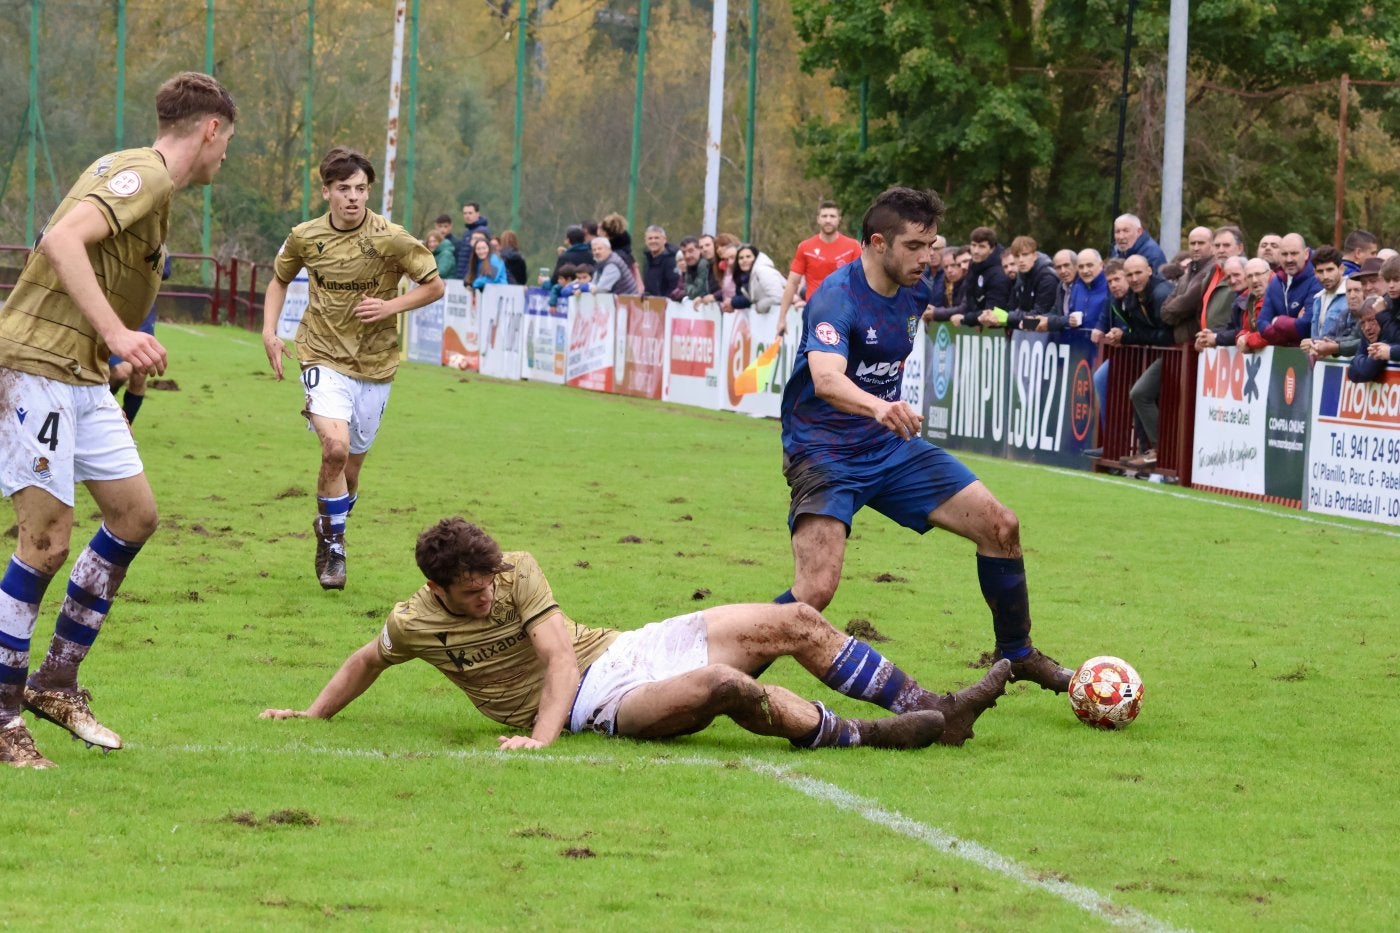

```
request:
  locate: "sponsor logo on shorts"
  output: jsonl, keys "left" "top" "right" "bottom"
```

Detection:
{"left": 32, "top": 457, "right": 51, "bottom": 481}
{"left": 107, "top": 170, "right": 142, "bottom": 197}
{"left": 815, "top": 322, "right": 840, "bottom": 346}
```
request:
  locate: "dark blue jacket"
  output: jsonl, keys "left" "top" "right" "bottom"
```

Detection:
{"left": 1113, "top": 275, "right": 1175, "bottom": 346}
{"left": 1348, "top": 305, "right": 1400, "bottom": 383}
{"left": 1008, "top": 254, "right": 1060, "bottom": 328}
{"left": 453, "top": 216, "right": 493, "bottom": 279}
{"left": 1111, "top": 232, "right": 1168, "bottom": 273}
{"left": 1069, "top": 274, "right": 1110, "bottom": 332}
{"left": 962, "top": 245, "right": 1013, "bottom": 316}
{"left": 1259, "top": 262, "right": 1321, "bottom": 330}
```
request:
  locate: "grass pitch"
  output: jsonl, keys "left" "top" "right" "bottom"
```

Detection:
{"left": 2, "top": 323, "right": 1396, "bottom": 930}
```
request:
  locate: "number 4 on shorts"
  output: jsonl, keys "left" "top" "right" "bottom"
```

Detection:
{"left": 36, "top": 412, "right": 60, "bottom": 452}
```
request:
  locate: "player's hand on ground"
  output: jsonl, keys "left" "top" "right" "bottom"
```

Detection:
{"left": 262, "top": 331, "right": 293, "bottom": 380}
{"left": 259, "top": 708, "right": 309, "bottom": 720}
{"left": 876, "top": 399, "right": 923, "bottom": 441}
{"left": 106, "top": 329, "right": 167, "bottom": 376}
{"left": 354, "top": 297, "right": 396, "bottom": 323}
{"left": 497, "top": 735, "right": 548, "bottom": 750}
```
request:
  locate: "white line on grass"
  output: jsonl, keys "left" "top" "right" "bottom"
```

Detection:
{"left": 165, "top": 323, "right": 257, "bottom": 347}
{"left": 160, "top": 740, "right": 1185, "bottom": 931}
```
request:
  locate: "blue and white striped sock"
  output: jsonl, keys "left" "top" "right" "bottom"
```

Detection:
{"left": 318, "top": 494, "right": 351, "bottom": 535}
{"left": 0, "top": 556, "right": 54, "bottom": 718}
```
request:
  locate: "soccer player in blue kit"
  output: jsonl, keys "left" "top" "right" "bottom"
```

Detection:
{"left": 775, "top": 187, "right": 1072, "bottom": 694}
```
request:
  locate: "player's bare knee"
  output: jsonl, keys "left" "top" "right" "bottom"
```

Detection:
{"left": 988, "top": 504, "right": 1021, "bottom": 554}
{"left": 698, "top": 664, "right": 763, "bottom": 712}
{"left": 320, "top": 438, "right": 350, "bottom": 471}
{"left": 790, "top": 602, "right": 830, "bottom": 639}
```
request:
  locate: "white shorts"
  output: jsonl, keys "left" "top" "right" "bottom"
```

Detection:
{"left": 0, "top": 367, "right": 143, "bottom": 506}
{"left": 569, "top": 611, "right": 710, "bottom": 736}
{"left": 300, "top": 365, "right": 392, "bottom": 455}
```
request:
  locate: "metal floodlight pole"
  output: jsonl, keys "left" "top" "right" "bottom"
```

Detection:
{"left": 512, "top": 0, "right": 528, "bottom": 233}
{"left": 1158, "top": 0, "right": 1188, "bottom": 255}
{"left": 382, "top": 0, "right": 407, "bottom": 219}
{"left": 742, "top": 0, "right": 756, "bottom": 241}
{"left": 626, "top": 0, "right": 651, "bottom": 236}
{"left": 1111, "top": 0, "right": 1137, "bottom": 225}
{"left": 702, "top": 0, "right": 727, "bottom": 236}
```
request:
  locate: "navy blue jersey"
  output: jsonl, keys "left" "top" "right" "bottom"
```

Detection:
{"left": 781, "top": 259, "right": 927, "bottom": 466}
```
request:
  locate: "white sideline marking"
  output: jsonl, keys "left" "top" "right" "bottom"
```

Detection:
{"left": 166, "top": 323, "right": 256, "bottom": 347}
{"left": 160, "top": 741, "right": 1184, "bottom": 931}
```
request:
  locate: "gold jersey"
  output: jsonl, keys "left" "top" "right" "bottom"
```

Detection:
{"left": 274, "top": 208, "right": 438, "bottom": 382}
{"left": 377, "top": 552, "right": 620, "bottom": 730}
{"left": 0, "top": 148, "right": 171, "bottom": 385}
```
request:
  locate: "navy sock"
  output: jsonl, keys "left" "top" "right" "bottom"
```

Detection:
{"left": 773, "top": 589, "right": 797, "bottom": 604}
{"left": 122, "top": 391, "right": 145, "bottom": 424}
{"left": 978, "top": 554, "right": 1032, "bottom": 659}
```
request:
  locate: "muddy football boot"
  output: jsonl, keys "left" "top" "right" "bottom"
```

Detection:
{"left": 992, "top": 647, "right": 1073, "bottom": 694}
{"left": 314, "top": 516, "right": 346, "bottom": 590}
{"left": 0, "top": 716, "right": 56, "bottom": 769}
{"left": 853, "top": 709, "right": 946, "bottom": 750}
{"left": 24, "top": 686, "right": 122, "bottom": 750}
{"left": 928, "top": 658, "right": 1012, "bottom": 746}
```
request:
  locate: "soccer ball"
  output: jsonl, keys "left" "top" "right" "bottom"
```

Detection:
{"left": 1068, "top": 656, "right": 1143, "bottom": 730}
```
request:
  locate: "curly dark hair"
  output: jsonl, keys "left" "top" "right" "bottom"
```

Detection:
{"left": 415, "top": 518, "right": 513, "bottom": 587}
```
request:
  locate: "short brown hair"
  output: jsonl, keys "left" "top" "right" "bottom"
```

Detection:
{"left": 1009, "top": 235, "right": 1038, "bottom": 256}
{"left": 860, "top": 187, "right": 945, "bottom": 245}
{"left": 415, "top": 518, "right": 513, "bottom": 588}
{"left": 320, "top": 146, "right": 375, "bottom": 186}
{"left": 818, "top": 199, "right": 840, "bottom": 213}
{"left": 969, "top": 226, "right": 998, "bottom": 246}
{"left": 1381, "top": 255, "right": 1400, "bottom": 283}
{"left": 155, "top": 72, "right": 237, "bottom": 132}
{"left": 1103, "top": 258, "right": 1126, "bottom": 276}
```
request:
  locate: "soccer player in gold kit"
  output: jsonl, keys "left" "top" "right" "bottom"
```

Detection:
{"left": 261, "top": 147, "right": 444, "bottom": 591}
{"left": 0, "top": 72, "right": 237, "bottom": 769}
{"left": 261, "top": 518, "right": 1010, "bottom": 752}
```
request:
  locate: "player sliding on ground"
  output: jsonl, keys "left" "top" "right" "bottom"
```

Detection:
{"left": 261, "top": 518, "right": 1011, "bottom": 750}
{"left": 775, "top": 187, "right": 1074, "bottom": 693}
{"left": 0, "top": 73, "right": 237, "bottom": 769}
{"left": 261, "top": 147, "right": 444, "bottom": 591}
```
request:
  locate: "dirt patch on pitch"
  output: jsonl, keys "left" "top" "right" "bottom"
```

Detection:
{"left": 872, "top": 572, "right": 908, "bottom": 583}
{"left": 222, "top": 807, "right": 320, "bottom": 828}
{"left": 274, "top": 486, "right": 307, "bottom": 500}
{"left": 845, "top": 618, "right": 889, "bottom": 642}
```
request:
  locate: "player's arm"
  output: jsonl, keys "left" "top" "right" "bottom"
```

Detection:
{"left": 260, "top": 639, "right": 390, "bottom": 720}
{"left": 776, "top": 271, "right": 804, "bottom": 327}
{"left": 355, "top": 275, "right": 446, "bottom": 324}
{"left": 260, "top": 276, "right": 297, "bottom": 380}
{"left": 498, "top": 611, "right": 580, "bottom": 751}
{"left": 37, "top": 200, "right": 167, "bottom": 375}
{"left": 809, "top": 349, "right": 922, "bottom": 440}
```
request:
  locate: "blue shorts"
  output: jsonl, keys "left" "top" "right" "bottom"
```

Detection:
{"left": 108, "top": 307, "right": 158, "bottom": 366}
{"left": 784, "top": 438, "right": 978, "bottom": 535}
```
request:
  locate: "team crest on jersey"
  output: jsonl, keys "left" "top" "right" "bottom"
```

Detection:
{"left": 107, "top": 170, "right": 142, "bottom": 197}
{"left": 815, "top": 322, "right": 840, "bottom": 346}
{"left": 90, "top": 157, "right": 114, "bottom": 178}
{"left": 356, "top": 235, "right": 381, "bottom": 259}
{"left": 864, "top": 327, "right": 878, "bottom": 345}
{"left": 32, "top": 457, "right": 52, "bottom": 481}
{"left": 906, "top": 316, "right": 918, "bottom": 340}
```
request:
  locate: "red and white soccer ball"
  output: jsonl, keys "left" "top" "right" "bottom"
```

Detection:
{"left": 1068, "top": 656, "right": 1144, "bottom": 730}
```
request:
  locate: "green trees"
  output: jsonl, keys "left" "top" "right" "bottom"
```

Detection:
{"left": 793, "top": 0, "right": 1400, "bottom": 248}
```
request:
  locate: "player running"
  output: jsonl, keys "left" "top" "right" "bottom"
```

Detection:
{"left": 0, "top": 72, "right": 237, "bottom": 768}
{"left": 775, "top": 187, "right": 1073, "bottom": 694}
{"left": 261, "top": 147, "right": 445, "bottom": 591}
{"left": 261, "top": 518, "right": 1011, "bottom": 751}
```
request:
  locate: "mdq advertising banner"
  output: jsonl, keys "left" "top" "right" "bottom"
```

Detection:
{"left": 521, "top": 288, "right": 566, "bottom": 384}
{"left": 922, "top": 324, "right": 1095, "bottom": 465}
{"left": 478, "top": 284, "right": 526, "bottom": 380}
{"left": 663, "top": 299, "right": 725, "bottom": 410}
{"left": 1305, "top": 362, "right": 1400, "bottom": 525}
{"left": 441, "top": 281, "right": 480, "bottom": 372}
{"left": 613, "top": 296, "right": 665, "bottom": 400}
{"left": 566, "top": 292, "right": 615, "bottom": 392}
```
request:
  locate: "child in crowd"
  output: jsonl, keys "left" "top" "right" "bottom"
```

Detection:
{"left": 548, "top": 264, "right": 575, "bottom": 308}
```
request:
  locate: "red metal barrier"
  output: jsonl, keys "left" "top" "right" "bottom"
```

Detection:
{"left": 227, "top": 256, "right": 262, "bottom": 330}
{"left": 1091, "top": 343, "right": 1198, "bottom": 485}
{"left": 0, "top": 244, "right": 34, "bottom": 297}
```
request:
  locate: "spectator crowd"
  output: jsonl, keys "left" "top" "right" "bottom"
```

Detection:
{"left": 424, "top": 198, "right": 1400, "bottom": 469}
